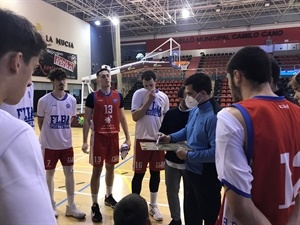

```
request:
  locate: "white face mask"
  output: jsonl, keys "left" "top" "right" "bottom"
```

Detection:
{"left": 185, "top": 93, "right": 201, "bottom": 109}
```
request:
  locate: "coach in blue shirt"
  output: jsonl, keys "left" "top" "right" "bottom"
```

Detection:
{"left": 159, "top": 73, "right": 222, "bottom": 225}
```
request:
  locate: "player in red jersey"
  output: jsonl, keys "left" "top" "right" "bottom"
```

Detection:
{"left": 82, "top": 66, "right": 131, "bottom": 223}
{"left": 215, "top": 46, "right": 300, "bottom": 225}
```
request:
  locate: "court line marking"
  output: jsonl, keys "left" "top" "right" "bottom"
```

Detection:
{"left": 56, "top": 155, "right": 133, "bottom": 207}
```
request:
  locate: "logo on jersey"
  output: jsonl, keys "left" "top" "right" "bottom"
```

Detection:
{"left": 66, "top": 103, "right": 71, "bottom": 108}
{"left": 50, "top": 115, "right": 70, "bottom": 129}
{"left": 17, "top": 106, "right": 34, "bottom": 127}
{"left": 104, "top": 115, "right": 112, "bottom": 124}
{"left": 145, "top": 102, "right": 162, "bottom": 117}
{"left": 113, "top": 98, "right": 118, "bottom": 103}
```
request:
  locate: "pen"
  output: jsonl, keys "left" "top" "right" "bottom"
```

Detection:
{"left": 156, "top": 134, "right": 161, "bottom": 145}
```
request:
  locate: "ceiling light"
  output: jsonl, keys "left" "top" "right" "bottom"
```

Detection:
{"left": 264, "top": 1, "right": 271, "bottom": 7}
{"left": 111, "top": 17, "right": 119, "bottom": 26}
{"left": 94, "top": 20, "right": 101, "bottom": 26}
{"left": 216, "top": 5, "right": 221, "bottom": 13}
{"left": 181, "top": 9, "right": 190, "bottom": 18}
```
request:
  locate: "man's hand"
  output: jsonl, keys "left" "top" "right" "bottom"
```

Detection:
{"left": 176, "top": 147, "right": 188, "bottom": 160}
{"left": 124, "top": 139, "right": 131, "bottom": 150}
{"left": 147, "top": 89, "right": 156, "bottom": 102}
{"left": 120, "top": 143, "right": 130, "bottom": 160}
{"left": 82, "top": 143, "right": 89, "bottom": 154}
{"left": 158, "top": 133, "right": 171, "bottom": 144}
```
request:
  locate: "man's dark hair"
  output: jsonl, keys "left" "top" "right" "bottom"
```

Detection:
{"left": 184, "top": 73, "right": 212, "bottom": 95}
{"left": 141, "top": 70, "right": 156, "bottom": 81}
{"left": 270, "top": 56, "right": 280, "bottom": 85}
{"left": 113, "top": 194, "right": 149, "bottom": 225}
{"left": 48, "top": 68, "right": 67, "bottom": 81}
{"left": 96, "top": 65, "right": 110, "bottom": 76}
{"left": 227, "top": 46, "right": 271, "bottom": 84}
{"left": 177, "top": 86, "right": 185, "bottom": 98}
{"left": 0, "top": 9, "right": 47, "bottom": 64}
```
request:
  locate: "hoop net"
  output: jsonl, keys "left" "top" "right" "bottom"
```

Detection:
{"left": 173, "top": 61, "right": 190, "bottom": 70}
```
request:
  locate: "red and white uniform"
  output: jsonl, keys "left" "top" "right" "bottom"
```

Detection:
{"left": 215, "top": 96, "right": 300, "bottom": 225}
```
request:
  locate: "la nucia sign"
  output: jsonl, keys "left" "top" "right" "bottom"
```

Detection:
{"left": 45, "top": 35, "right": 74, "bottom": 48}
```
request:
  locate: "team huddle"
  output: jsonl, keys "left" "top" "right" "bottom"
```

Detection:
{"left": 1, "top": 8, "right": 300, "bottom": 225}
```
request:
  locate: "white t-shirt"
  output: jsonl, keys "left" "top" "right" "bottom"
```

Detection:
{"left": 215, "top": 109, "right": 253, "bottom": 225}
{"left": 37, "top": 93, "right": 76, "bottom": 150}
{"left": 0, "top": 84, "right": 34, "bottom": 127}
{"left": 131, "top": 88, "right": 169, "bottom": 140}
{"left": 0, "top": 110, "right": 56, "bottom": 225}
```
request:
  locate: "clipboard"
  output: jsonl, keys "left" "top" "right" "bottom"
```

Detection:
{"left": 140, "top": 142, "right": 192, "bottom": 151}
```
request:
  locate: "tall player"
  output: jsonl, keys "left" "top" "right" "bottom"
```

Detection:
{"left": 1, "top": 82, "right": 34, "bottom": 127}
{"left": 0, "top": 9, "right": 56, "bottom": 225}
{"left": 131, "top": 70, "right": 169, "bottom": 221}
{"left": 37, "top": 68, "right": 86, "bottom": 219}
{"left": 82, "top": 66, "right": 131, "bottom": 223}
{"left": 215, "top": 46, "right": 300, "bottom": 225}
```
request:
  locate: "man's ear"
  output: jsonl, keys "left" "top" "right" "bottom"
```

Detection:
{"left": 9, "top": 52, "right": 23, "bottom": 73}
{"left": 233, "top": 70, "right": 242, "bottom": 86}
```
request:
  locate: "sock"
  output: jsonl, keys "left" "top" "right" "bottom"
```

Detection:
{"left": 92, "top": 194, "right": 98, "bottom": 204}
{"left": 106, "top": 186, "right": 112, "bottom": 197}
{"left": 150, "top": 192, "right": 158, "bottom": 205}
{"left": 67, "top": 195, "right": 74, "bottom": 206}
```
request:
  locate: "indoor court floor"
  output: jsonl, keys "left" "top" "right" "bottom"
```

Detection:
{"left": 34, "top": 110, "right": 189, "bottom": 225}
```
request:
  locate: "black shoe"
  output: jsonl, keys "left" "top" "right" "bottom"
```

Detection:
{"left": 169, "top": 219, "right": 182, "bottom": 225}
{"left": 91, "top": 203, "right": 102, "bottom": 223}
{"left": 104, "top": 194, "right": 117, "bottom": 209}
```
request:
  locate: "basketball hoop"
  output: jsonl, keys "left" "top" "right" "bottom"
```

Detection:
{"left": 173, "top": 61, "right": 189, "bottom": 71}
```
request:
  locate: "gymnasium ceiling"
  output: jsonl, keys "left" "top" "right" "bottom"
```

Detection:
{"left": 43, "top": 0, "right": 300, "bottom": 38}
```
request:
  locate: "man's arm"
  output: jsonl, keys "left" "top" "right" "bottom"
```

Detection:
{"left": 225, "top": 188, "right": 271, "bottom": 225}
{"left": 37, "top": 117, "right": 44, "bottom": 131}
{"left": 83, "top": 106, "right": 93, "bottom": 144}
{"left": 287, "top": 193, "right": 300, "bottom": 225}
{"left": 119, "top": 107, "right": 131, "bottom": 148}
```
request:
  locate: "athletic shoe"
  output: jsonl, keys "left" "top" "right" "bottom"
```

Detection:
{"left": 52, "top": 201, "right": 58, "bottom": 218}
{"left": 91, "top": 203, "right": 102, "bottom": 222}
{"left": 149, "top": 203, "right": 163, "bottom": 221}
{"left": 169, "top": 219, "right": 182, "bottom": 225}
{"left": 65, "top": 203, "right": 86, "bottom": 219}
{"left": 104, "top": 194, "right": 117, "bottom": 209}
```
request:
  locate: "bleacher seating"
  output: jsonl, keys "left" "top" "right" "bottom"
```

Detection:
{"left": 214, "top": 78, "right": 233, "bottom": 108}
{"left": 198, "top": 53, "right": 234, "bottom": 76}
{"left": 275, "top": 54, "right": 300, "bottom": 71}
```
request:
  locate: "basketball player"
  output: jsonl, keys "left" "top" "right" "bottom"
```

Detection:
{"left": 1, "top": 82, "right": 34, "bottom": 127}
{"left": 37, "top": 68, "right": 86, "bottom": 219}
{"left": 131, "top": 70, "right": 169, "bottom": 221}
{"left": 82, "top": 66, "right": 131, "bottom": 223}
{"left": 215, "top": 46, "right": 300, "bottom": 225}
{"left": 0, "top": 9, "right": 56, "bottom": 225}
{"left": 289, "top": 71, "right": 300, "bottom": 105}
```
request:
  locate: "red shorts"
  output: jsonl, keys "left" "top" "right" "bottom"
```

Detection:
{"left": 133, "top": 139, "right": 165, "bottom": 173}
{"left": 90, "top": 132, "right": 119, "bottom": 167}
{"left": 44, "top": 147, "right": 74, "bottom": 170}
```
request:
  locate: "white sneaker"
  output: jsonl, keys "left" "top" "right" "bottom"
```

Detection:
{"left": 65, "top": 203, "right": 86, "bottom": 219}
{"left": 149, "top": 204, "right": 163, "bottom": 221}
{"left": 52, "top": 201, "right": 58, "bottom": 218}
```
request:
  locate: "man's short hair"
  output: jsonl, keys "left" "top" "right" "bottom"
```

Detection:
{"left": 113, "top": 194, "right": 149, "bottom": 225}
{"left": 141, "top": 70, "right": 156, "bottom": 81}
{"left": 48, "top": 68, "right": 67, "bottom": 81}
{"left": 177, "top": 86, "right": 185, "bottom": 98}
{"left": 0, "top": 9, "right": 47, "bottom": 63}
{"left": 184, "top": 73, "right": 212, "bottom": 95}
{"left": 227, "top": 46, "right": 271, "bottom": 84}
{"left": 270, "top": 56, "right": 280, "bottom": 85}
{"left": 96, "top": 65, "right": 111, "bottom": 76}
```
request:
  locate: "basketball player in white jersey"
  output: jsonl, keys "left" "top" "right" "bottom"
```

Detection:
{"left": 0, "top": 9, "right": 56, "bottom": 225}
{"left": 37, "top": 68, "right": 86, "bottom": 219}
{"left": 1, "top": 82, "right": 34, "bottom": 127}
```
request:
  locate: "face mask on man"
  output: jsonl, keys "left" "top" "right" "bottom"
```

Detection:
{"left": 185, "top": 93, "right": 202, "bottom": 109}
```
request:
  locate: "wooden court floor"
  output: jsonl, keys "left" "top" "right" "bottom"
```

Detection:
{"left": 34, "top": 110, "right": 188, "bottom": 225}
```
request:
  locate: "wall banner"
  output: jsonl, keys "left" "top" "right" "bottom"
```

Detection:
{"left": 33, "top": 48, "right": 78, "bottom": 79}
